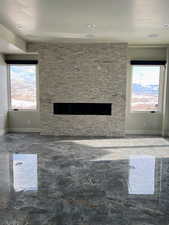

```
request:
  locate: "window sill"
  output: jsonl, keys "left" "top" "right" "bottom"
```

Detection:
{"left": 128, "top": 111, "right": 161, "bottom": 114}
{"left": 8, "top": 109, "right": 39, "bottom": 112}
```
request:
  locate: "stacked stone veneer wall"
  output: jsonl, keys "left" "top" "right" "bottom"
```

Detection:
{"left": 28, "top": 42, "right": 128, "bottom": 136}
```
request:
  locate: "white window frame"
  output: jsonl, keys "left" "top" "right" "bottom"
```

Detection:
{"left": 128, "top": 65, "right": 165, "bottom": 114}
{"left": 8, "top": 64, "right": 39, "bottom": 112}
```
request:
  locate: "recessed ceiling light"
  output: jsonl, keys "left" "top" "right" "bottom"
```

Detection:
{"left": 163, "top": 24, "right": 169, "bottom": 29}
{"left": 85, "top": 34, "right": 95, "bottom": 39}
{"left": 148, "top": 34, "right": 159, "bottom": 38}
{"left": 87, "top": 24, "right": 96, "bottom": 29}
{"left": 16, "top": 25, "right": 23, "bottom": 30}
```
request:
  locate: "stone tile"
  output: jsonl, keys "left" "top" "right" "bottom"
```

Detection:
{"left": 28, "top": 43, "right": 128, "bottom": 136}
{"left": 0, "top": 133, "right": 169, "bottom": 224}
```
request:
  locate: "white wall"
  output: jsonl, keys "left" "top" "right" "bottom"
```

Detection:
{"left": 8, "top": 111, "right": 40, "bottom": 132}
{"left": 162, "top": 48, "right": 169, "bottom": 136}
{"left": 0, "top": 55, "right": 8, "bottom": 135}
{"left": 0, "top": 24, "right": 26, "bottom": 53}
{"left": 126, "top": 47, "right": 167, "bottom": 135}
{"left": 0, "top": 153, "right": 10, "bottom": 207}
{"left": 128, "top": 47, "right": 166, "bottom": 61}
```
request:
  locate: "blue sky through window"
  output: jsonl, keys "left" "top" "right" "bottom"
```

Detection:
{"left": 131, "top": 65, "right": 161, "bottom": 111}
{"left": 10, "top": 65, "right": 36, "bottom": 110}
{"left": 132, "top": 66, "right": 160, "bottom": 86}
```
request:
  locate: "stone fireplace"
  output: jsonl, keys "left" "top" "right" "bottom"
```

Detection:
{"left": 28, "top": 43, "right": 128, "bottom": 136}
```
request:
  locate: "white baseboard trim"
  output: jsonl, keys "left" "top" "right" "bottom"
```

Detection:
{"left": 5, "top": 128, "right": 166, "bottom": 136}
{"left": 0, "top": 129, "right": 7, "bottom": 136}
{"left": 126, "top": 129, "right": 162, "bottom": 135}
{"left": 8, "top": 128, "right": 40, "bottom": 133}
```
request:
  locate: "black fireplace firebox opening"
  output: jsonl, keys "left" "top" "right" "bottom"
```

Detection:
{"left": 53, "top": 103, "right": 112, "bottom": 115}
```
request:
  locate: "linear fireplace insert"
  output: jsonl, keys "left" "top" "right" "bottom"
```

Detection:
{"left": 53, "top": 103, "right": 112, "bottom": 115}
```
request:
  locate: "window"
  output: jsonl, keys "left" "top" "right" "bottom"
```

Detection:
{"left": 9, "top": 65, "right": 37, "bottom": 110}
{"left": 131, "top": 65, "right": 161, "bottom": 112}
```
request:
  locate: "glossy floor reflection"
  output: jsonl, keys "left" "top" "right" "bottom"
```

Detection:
{"left": 0, "top": 134, "right": 169, "bottom": 225}
{"left": 13, "top": 154, "right": 38, "bottom": 192}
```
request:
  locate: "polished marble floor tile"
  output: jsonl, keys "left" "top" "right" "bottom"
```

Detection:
{"left": 0, "top": 133, "right": 169, "bottom": 224}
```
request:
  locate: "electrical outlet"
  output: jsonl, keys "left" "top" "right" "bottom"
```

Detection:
{"left": 27, "top": 120, "right": 31, "bottom": 125}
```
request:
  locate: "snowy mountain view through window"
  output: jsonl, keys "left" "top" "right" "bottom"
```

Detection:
{"left": 131, "top": 66, "right": 161, "bottom": 111}
{"left": 10, "top": 65, "right": 36, "bottom": 110}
